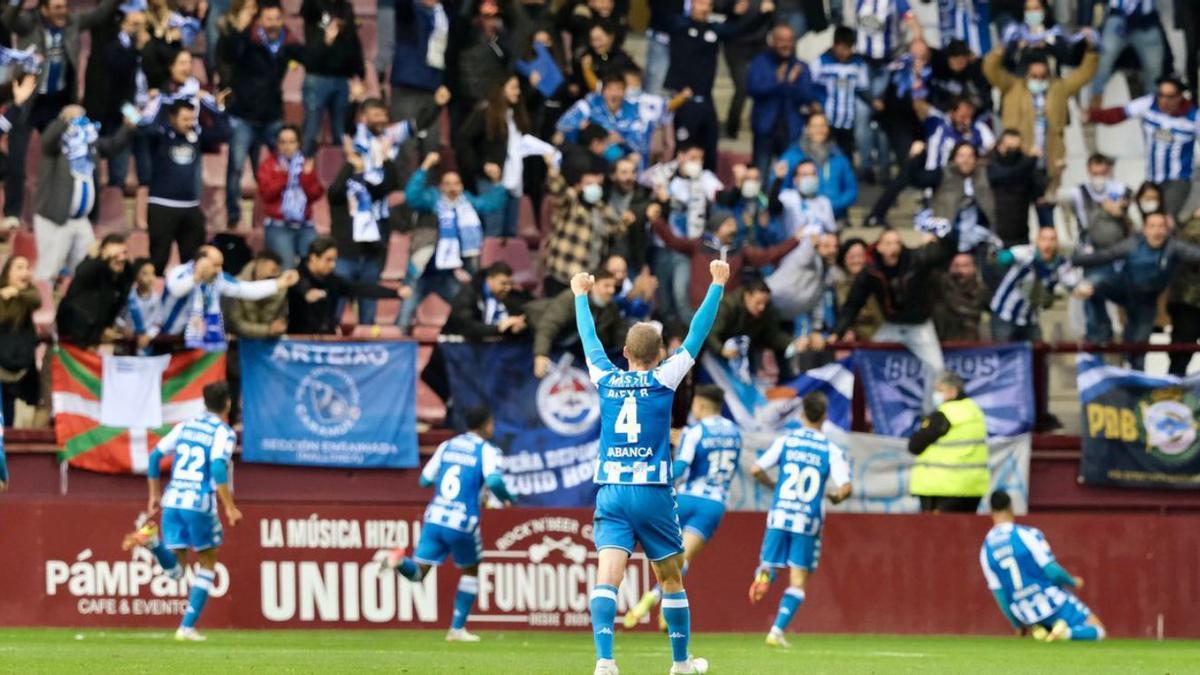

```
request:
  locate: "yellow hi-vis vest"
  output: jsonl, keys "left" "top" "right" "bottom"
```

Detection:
{"left": 910, "top": 398, "right": 989, "bottom": 498}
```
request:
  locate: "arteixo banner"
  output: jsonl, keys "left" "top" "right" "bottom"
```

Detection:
{"left": 3, "top": 500, "right": 1198, "bottom": 637}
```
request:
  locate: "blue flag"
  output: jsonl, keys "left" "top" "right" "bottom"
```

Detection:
{"left": 240, "top": 339, "right": 419, "bottom": 468}
{"left": 856, "top": 344, "right": 1035, "bottom": 437}
{"left": 698, "top": 354, "right": 854, "bottom": 432}
{"left": 439, "top": 341, "right": 600, "bottom": 508}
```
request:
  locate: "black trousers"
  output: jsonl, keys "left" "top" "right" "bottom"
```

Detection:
{"left": 1180, "top": 0, "right": 1200, "bottom": 102}
{"left": 1169, "top": 303, "right": 1200, "bottom": 376}
{"left": 673, "top": 98, "right": 720, "bottom": 172}
{"left": 867, "top": 120, "right": 922, "bottom": 222}
{"left": 722, "top": 39, "right": 756, "bottom": 137}
{"left": 6, "top": 90, "right": 70, "bottom": 218}
{"left": 918, "top": 496, "right": 981, "bottom": 513}
{"left": 148, "top": 203, "right": 206, "bottom": 274}
{"left": 831, "top": 128, "right": 856, "bottom": 165}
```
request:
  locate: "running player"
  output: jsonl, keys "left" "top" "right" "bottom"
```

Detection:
{"left": 623, "top": 384, "right": 741, "bottom": 631}
{"left": 376, "top": 406, "right": 515, "bottom": 643}
{"left": 980, "top": 490, "right": 1106, "bottom": 642}
{"left": 577, "top": 259, "right": 729, "bottom": 675}
{"left": 142, "top": 382, "right": 242, "bottom": 642}
{"left": 747, "top": 392, "right": 852, "bottom": 648}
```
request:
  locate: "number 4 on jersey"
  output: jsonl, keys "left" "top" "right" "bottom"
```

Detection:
{"left": 615, "top": 396, "right": 642, "bottom": 443}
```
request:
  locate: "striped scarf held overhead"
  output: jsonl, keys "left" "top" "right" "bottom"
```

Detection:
{"left": 351, "top": 122, "right": 409, "bottom": 185}
{"left": 63, "top": 117, "right": 100, "bottom": 219}
{"left": 280, "top": 154, "right": 308, "bottom": 225}
{"left": 0, "top": 45, "right": 42, "bottom": 74}
{"left": 346, "top": 177, "right": 387, "bottom": 243}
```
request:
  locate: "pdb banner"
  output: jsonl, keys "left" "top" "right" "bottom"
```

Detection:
{"left": 240, "top": 339, "right": 419, "bottom": 469}
{"left": 1077, "top": 355, "right": 1200, "bottom": 489}
{"left": 855, "top": 344, "right": 1034, "bottom": 437}
{"left": 438, "top": 341, "right": 599, "bottom": 508}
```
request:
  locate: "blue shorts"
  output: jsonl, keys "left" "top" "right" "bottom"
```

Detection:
{"left": 162, "top": 507, "right": 223, "bottom": 551}
{"left": 1037, "top": 593, "right": 1093, "bottom": 630}
{"left": 413, "top": 522, "right": 483, "bottom": 569}
{"left": 759, "top": 528, "right": 821, "bottom": 571}
{"left": 676, "top": 494, "right": 726, "bottom": 542}
{"left": 594, "top": 484, "right": 684, "bottom": 562}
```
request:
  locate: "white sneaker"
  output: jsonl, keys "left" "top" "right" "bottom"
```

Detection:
{"left": 174, "top": 627, "right": 206, "bottom": 642}
{"left": 593, "top": 659, "right": 619, "bottom": 675}
{"left": 669, "top": 657, "right": 708, "bottom": 674}
{"left": 765, "top": 629, "right": 791, "bottom": 648}
{"left": 445, "top": 628, "right": 481, "bottom": 642}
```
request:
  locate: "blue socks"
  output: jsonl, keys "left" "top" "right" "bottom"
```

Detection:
{"left": 1070, "top": 624, "right": 1104, "bottom": 641}
{"left": 661, "top": 590, "right": 691, "bottom": 663}
{"left": 396, "top": 557, "right": 424, "bottom": 581}
{"left": 181, "top": 568, "right": 215, "bottom": 629}
{"left": 451, "top": 576, "right": 478, "bottom": 630}
{"left": 649, "top": 562, "right": 689, "bottom": 605}
{"left": 147, "top": 538, "right": 182, "bottom": 580}
{"left": 772, "top": 588, "right": 806, "bottom": 632}
{"left": 590, "top": 584, "right": 618, "bottom": 660}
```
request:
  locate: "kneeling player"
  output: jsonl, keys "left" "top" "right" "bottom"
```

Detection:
{"left": 747, "top": 392, "right": 851, "bottom": 648}
{"left": 624, "top": 384, "right": 741, "bottom": 630}
{"left": 141, "top": 382, "right": 242, "bottom": 641}
{"left": 376, "top": 407, "right": 515, "bottom": 642}
{"left": 980, "top": 491, "right": 1106, "bottom": 642}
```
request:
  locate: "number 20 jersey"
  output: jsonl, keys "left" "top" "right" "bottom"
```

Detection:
{"left": 589, "top": 350, "right": 694, "bottom": 485}
{"left": 755, "top": 426, "right": 851, "bottom": 536}
{"left": 421, "top": 432, "right": 502, "bottom": 533}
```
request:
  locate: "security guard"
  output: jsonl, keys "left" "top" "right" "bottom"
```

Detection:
{"left": 907, "top": 372, "right": 989, "bottom": 512}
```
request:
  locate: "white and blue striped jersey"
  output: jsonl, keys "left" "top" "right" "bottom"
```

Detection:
{"left": 924, "top": 108, "right": 997, "bottom": 170}
{"left": 811, "top": 52, "right": 870, "bottom": 130}
{"left": 1124, "top": 95, "right": 1199, "bottom": 183}
{"left": 755, "top": 426, "right": 850, "bottom": 536}
{"left": 675, "top": 416, "right": 742, "bottom": 504}
{"left": 159, "top": 262, "right": 281, "bottom": 336}
{"left": 421, "top": 432, "right": 503, "bottom": 533}
{"left": 980, "top": 522, "right": 1071, "bottom": 625}
{"left": 856, "top": 0, "right": 911, "bottom": 61}
{"left": 589, "top": 349, "right": 694, "bottom": 485}
{"left": 1108, "top": 0, "right": 1156, "bottom": 17}
{"left": 938, "top": 0, "right": 991, "bottom": 53}
{"left": 157, "top": 412, "right": 236, "bottom": 514}
{"left": 121, "top": 287, "right": 163, "bottom": 338}
{"left": 990, "top": 246, "right": 1080, "bottom": 326}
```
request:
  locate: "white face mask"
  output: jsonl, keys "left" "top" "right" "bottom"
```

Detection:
{"left": 1089, "top": 177, "right": 1108, "bottom": 193}
{"left": 1024, "top": 10, "right": 1044, "bottom": 27}
{"left": 1140, "top": 200, "right": 1160, "bottom": 213}
{"left": 931, "top": 391, "right": 946, "bottom": 408}
{"left": 798, "top": 176, "right": 819, "bottom": 197}
{"left": 741, "top": 180, "right": 761, "bottom": 198}
{"left": 1027, "top": 79, "right": 1049, "bottom": 95}
{"left": 681, "top": 160, "right": 702, "bottom": 179}
{"left": 581, "top": 183, "right": 604, "bottom": 204}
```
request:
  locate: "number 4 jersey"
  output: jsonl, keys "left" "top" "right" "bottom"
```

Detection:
{"left": 421, "top": 432, "right": 502, "bottom": 533}
{"left": 756, "top": 426, "right": 850, "bottom": 536}
{"left": 158, "top": 412, "right": 236, "bottom": 514}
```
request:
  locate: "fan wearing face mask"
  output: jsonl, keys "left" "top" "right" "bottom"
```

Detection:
{"left": 1066, "top": 153, "right": 1132, "bottom": 251}
{"left": 542, "top": 153, "right": 624, "bottom": 298}
{"left": 769, "top": 159, "right": 837, "bottom": 238}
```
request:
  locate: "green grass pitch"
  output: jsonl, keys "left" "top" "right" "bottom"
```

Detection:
{"left": 2, "top": 628, "right": 1198, "bottom": 674}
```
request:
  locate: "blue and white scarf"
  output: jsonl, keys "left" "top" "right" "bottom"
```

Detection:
{"left": 1032, "top": 93, "right": 1047, "bottom": 168}
{"left": 0, "top": 45, "right": 42, "bottom": 74}
{"left": 257, "top": 25, "right": 286, "bottom": 56}
{"left": 168, "top": 13, "right": 203, "bottom": 48}
{"left": 280, "top": 153, "right": 308, "bottom": 225}
{"left": 351, "top": 121, "right": 410, "bottom": 185}
{"left": 481, "top": 283, "right": 507, "bottom": 325}
{"left": 183, "top": 281, "right": 226, "bottom": 352}
{"left": 346, "top": 177, "right": 387, "bottom": 242}
{"left": 63, "top": 117, "right": 100, "bottom": 219}
{"left": 434, "top": 196, "right": 482, "bottom": 270}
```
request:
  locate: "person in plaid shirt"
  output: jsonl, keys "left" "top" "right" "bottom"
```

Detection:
{"left": 542, "top": 154, "right": 625, "bottom": 297}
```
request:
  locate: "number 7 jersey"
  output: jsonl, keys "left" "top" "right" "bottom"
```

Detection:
{"left": 756, "top": 426, "right": 851, "bottom": 536}
{"left": 589, "top": 349, "right": 694, "bottom": 485}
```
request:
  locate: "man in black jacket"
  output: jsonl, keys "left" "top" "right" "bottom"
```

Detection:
{"left": 56, "top": 234, "right": 134, "bottom": 348}
{"left": 287, "top": 237, "right": 410, "bottom": 334}
{"left": 219, "top": 0, "right": 306, "bottom": 228}
{"left": 987, "top": 129, "right": 1048, "bottom": 248}
{"left": 300, "top": 0, "right": 365, "bottom": 154}
{"left": 326, "top": 151, "right": 398, "bottom": 326}
{"left": 85, "top": 6, "right": 147, "bottom": 188}
{"left": 442, "top": 262, "right": 531, "bottom": 340}
{"left": 833, "top": 228, "right": 957, "bottom": 411}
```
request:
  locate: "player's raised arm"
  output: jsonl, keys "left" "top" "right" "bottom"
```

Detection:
{"left": 681, "top": 260, "right": 730, "bottom": 358}
{"left": 573, "top": 272, "right": 616, "bottom": 375}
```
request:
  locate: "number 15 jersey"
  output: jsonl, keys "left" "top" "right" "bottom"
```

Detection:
{"left": 588, "top": 349, "right": 694, "bottom": 485}
{"left": 756, "top": 426, "right": 850, "bottom": 536}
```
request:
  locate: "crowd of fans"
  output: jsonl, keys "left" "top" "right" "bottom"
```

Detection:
{"left": 0, "top": 0, "right": 1197, "bottom": 430}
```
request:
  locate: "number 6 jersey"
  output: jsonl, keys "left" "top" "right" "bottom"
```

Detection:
{"left": 755, "top": 426, "right": 851, "bottom": 536}
{"left": 421, "top": 432, "right": 503, "bottom": 533}
{"left": 158, "top": 412, "right": 236, "bottom": 514}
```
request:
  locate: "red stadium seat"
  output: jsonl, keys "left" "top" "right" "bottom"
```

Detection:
{"left": 316, "top": 145, "right": 345, "bottom": 187}
{"left": 517, "top": 195, "right": 540, "bottom": 246}
{"left": 127, "top": 230, "right": 150, "bottom": 259}
{"left": 480, "top": 237, "right": 538, "bottom": 290}
{"left": 312, "top": 197, "right": 331, "bottom": 234}
{"left": 416, "top": 381, "right": 447, "bottom": 425}
{"left": 716, "top": 150, "right": 751, "bottom": 187}
{"left": 203, "top": 151, "right": 227, "bottom": 188}
{"left": 10, "top": 229, "right": 36, "bottom": 264}
{"left": 381, "top": 232, "right": 411, "bottom": 281}
{"left": 95, "top": 186, "right": 128, "bottom": 235}
{"left": 414, "top": 293, "right": 450, "bottom": 330}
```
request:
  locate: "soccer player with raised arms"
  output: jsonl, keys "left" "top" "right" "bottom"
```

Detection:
{"left": 142, "top": 382, "right": 242, "bottom": 642}
{"left": 376, "top": 406, "right": 515, "bottom": 643}
{"left": 624, "top": 384, "right": 742, "bottom": 631}
{"left": 747, "top": 391, "right": 852, "bottom": 648}
{"left": 575, "top": 259, "right": 730, "bottom": 675}
{"left": 980, "top": 490, "right": 1105, "bottom": 642}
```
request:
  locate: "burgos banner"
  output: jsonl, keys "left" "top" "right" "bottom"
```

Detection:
{"left": 239, "top": 339, "right": 419, "bottom": 468}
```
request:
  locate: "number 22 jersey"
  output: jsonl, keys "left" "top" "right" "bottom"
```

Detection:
{"left": 158, "top": 412, "right": 236, "bottom": 514}
{"left": 755, "top": 426, "right": 850, "bottom": 536}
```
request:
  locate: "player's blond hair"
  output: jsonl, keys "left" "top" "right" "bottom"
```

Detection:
{"left": 625, "top": 322, "right": 664, "bottom": 365}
